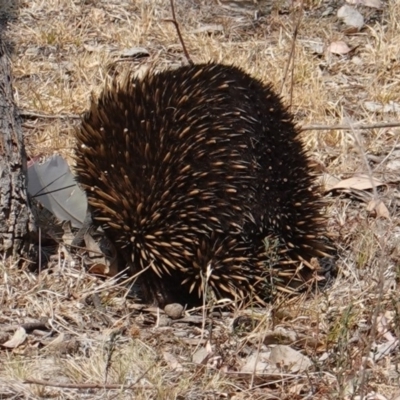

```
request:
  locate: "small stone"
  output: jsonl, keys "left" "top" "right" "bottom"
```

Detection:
{"left": 164, "top": 303, "right": 184, "bottom": 320}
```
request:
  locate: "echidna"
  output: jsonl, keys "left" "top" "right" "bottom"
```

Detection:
{"left": 74, "top": 62, "right": 332, "bottom": 306}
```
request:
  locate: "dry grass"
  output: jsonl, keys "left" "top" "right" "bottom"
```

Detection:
{"left": 1, "top": 0, "right": 400, "bottom": 399}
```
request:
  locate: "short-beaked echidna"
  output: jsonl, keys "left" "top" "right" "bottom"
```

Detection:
{"left": 74, "top": 62, "right": 332, "bottom": 306}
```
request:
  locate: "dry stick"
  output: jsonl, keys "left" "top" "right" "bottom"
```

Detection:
{"left": 356, "top": 239, "right": 386, "bottom": 400}
{"left": 349, "top": 229, "right": 388, "bottom": 399}
{"left": 301, "top": 121, "right": 400, "bottom": 131}
{"left": 350, "top": 126, "right": 386, "bottom": 399}
{"left": 20, "top": 110, "right": 80, "bottom": 120}
{"left": 19, "top": 110, "right": 400, "bottom": 131}
{"left": 289, "top": 9, "right": 303, "bottom": 108}
{"left": 103, "top": 327, "right": 125, "bottom": 385}
{"left": 249, "top": 323, "right": 265, "bottom": 390}
{"left": 107, "top": 360, "right": 159, "bottom": 400}
{"left": 164, "top": 0, "right": 193, "bottom": 65}
{"left": 2, "top": 321, "right": 49, "bottom": 333}
{"left": 280, "top": 3, "right": 302, "bottom": 106}
{"left": 24, "top": 360, "right": 157, "bottom": 393}
{"left": 19, "top": 109, "right": 400, "bottom": 131}
{"left": 23, "top": 379, "right": 150, "bottom": 390}
{"left": 344, "top": 118, "right": 389, "bottom": 398}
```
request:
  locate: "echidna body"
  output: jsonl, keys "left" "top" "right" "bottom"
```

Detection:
{"left": 75, "top": 63, "right": 331, "bottom": 306}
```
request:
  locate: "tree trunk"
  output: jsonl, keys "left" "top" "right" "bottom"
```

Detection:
{"left": 0, "top": 27, "right": 36, "bottom": 263}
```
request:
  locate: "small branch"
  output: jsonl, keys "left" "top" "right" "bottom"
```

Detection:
{"left": 24, "top": 360, "right": 158, "bottom": 395}
{"left": 24, "top": 379, "right": 149, "bottom": 390}
{"left": 357, "top": 234, "right": 388, "bottom": 398}
{"left": 3, "top": 321, "right": 49, "bottom": 333}
{"left": 20, "top": 110, "right": 80, "bottom": 120}
{"left": 24, "top": 379, "right": 151, "bottom": 390}
{"left": 107, "top": 361, "right": 157, "bottom": 400}
{"left": 164, "top": 0, "right": 193, "bottom": 65}
{"left": 19, "top": 108, "right": 400, "bottom": 132}
{"left": 280, "top": 4, "right": 303, "bottom": 108}
{"left": 301, "top": 121, "right": 400, "bottom": 131}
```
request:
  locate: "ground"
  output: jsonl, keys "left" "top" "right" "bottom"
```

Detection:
{"left": 1, "top": 0, "right": 400, "bottom": 399}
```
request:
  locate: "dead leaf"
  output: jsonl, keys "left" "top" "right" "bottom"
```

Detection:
{"left": 364, "top": 101, "right": 400, "bottom": 114}
{"left": 387, "top": 159, "right": 400, "bottom": 172}
{"left": 84, "top": 233, "right": 119, "bottom": 277}
{"left": 321, "top": 173, "right": 341, "bottom": 191}
{"left": 337, "top": 5, "right": 364, "bottom": 29}
{"left": 2, "top": 327, "right": 27, "bottom": 349}
{"left": 163, "top": 351, "right": 184, "bottom": 371}
{"left": 330, "top": 175, "right": 384, "bottom": 191}
{"left": 364, "top": 101, "right": 384, "bottom": 112}
{"left": 88, "top": 263, "right": 110, "bottom": 275}
{"left": 363, "top": 0, "right": 382, "bottom": 7}
{"left": 371, "top": 339, "right": 398, "bottom": 362}
{"left": 289, "top": 383, "right": 307, "bottom": 395}
{"left": 116, "top": 47, "right": 150, "bottom": 58}
{"left": 62, "top": 220, "right": 75, "bottom": 245}
{"left": 366, "top": 199, "right": 390, "bottom": 219}
{"left": 375, "top": 313, "right": 400, "bottom": 360}
{"left": 263, "top": 327, "right": 297, "bottom": 345}
{"left": 327, "top": 41, "right": 352, "bottom": 55}
{"left": 44, "top": 332, "right": 65, "bottom": 348}
{"left": 269, "top": 345, "right": 312, "bottom": 373}
{"left": 25, "top": 46, "right": 40, "bottom": 57}
{"left": 191, "top": 24, "right": 224, "bottom": 34}
{"left": 352, "top": 56, "right": 363, "bottom": 66}
{"left": 346, "top": 0, "right": 382, "bottom": 8}
{"left": 240, "top": 352, "right": 270, "bottom": 373}
{"left": 390, "top": 393, "right": 400, "bottom": 400}
{"left": 192, "top": 346, "right": 210, "bottom": 364}
{"left": 83, "top": 44, "right": 115, "bottom": 53}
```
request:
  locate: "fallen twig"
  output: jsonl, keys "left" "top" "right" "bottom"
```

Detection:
{"left": 301, "top": 121, "right": 400, "bottom": 131}
{"left": 163, "top": 0, "right": 193, "bottom": 65}
{"left": 20, "top": 110, "right": 80, "bottom": 120}
{"left": 19, "top": 109, "right": 400, "bottom": 132}
{"left": 24, "top": 378, "right": 151, "bottom": 390}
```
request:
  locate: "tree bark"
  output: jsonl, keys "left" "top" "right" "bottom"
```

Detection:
{"left": 0, "top": 27, "right": 36, "bottom": 263}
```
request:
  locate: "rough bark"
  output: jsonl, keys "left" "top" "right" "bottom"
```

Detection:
{"left": 0, "top": 24, "right": 36, "bottom": 263}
